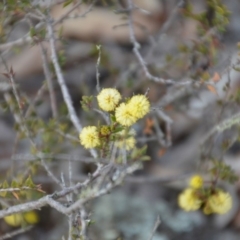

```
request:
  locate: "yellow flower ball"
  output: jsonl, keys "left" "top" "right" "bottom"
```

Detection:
{"left": 207, "top": 190, "right": 232, "bottom": 214}
{"left": 24, "top": 211, "right": 39, "bottom": 225}
{"left": 115, "top": 103, "right": 137, "bottom": 126}
{"left": 189, "top": 175, "right": 203, "bottom": 189}
{"left": 115, "top": 129, "right": 136, "bottom": 150}
{"left": 4, "top": 213, "right": 23, "bottom": 227}
{"left": 203, "top": 204, "right": 213, "bottom": 215}
{"left": 100, "top": 125, "right": 111, "bottom": 136}
{"left": 79, "top": 126, "right": 100, "bottom": 149}
{"left": 178, "top": 188, "right": 202, "bottom": 211}
{"left": 128, "top": 95, "right": 150, "bottom": 119}
{"left": 97, "top": 88, "right": 121, "bottom": 112}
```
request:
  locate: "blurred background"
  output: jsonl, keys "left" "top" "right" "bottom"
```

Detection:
{"left": 0, "top": 0, "right": 240, "bottom": 239}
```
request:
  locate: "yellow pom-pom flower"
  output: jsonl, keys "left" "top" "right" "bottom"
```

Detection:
{"left": 97, "top": 88, "right": 121, "bottom": 112}
{"left": 203, "top": 204, "right": 213, "bottom": 215}
{"left": 4, "top": 211, "right": 39, "bottom": 227}
{"left": 115, "top": 103, "right": 137, "bottom": 126}
{"left": 24, "top": 211, "right": 39, "bottom": 225}
{"left": 4, "top": 213, "right": 23, "bottom": 227}
{"left": 189, "top": 175, "right": 203, "bottom": 189}
{"left": 115, "top": 129, "right": 136, "bottom": 151}
{"left": 79, "top": 126, "right": 100, "bottom": 149}
{"left": 128, "top": 95, "right": 150, "bottom": 119}
{"left": 178, "top": 188, "right": 202, "bottom": 211}
{"left": 100, "top": 125, "right": 111, "bottom": 136}
{"left": 207, "top": 190, "right": 232, "bottom": 214}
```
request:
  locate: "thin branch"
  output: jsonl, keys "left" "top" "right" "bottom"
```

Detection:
{"left": 39, "top": 42, "right": 58, "bottom": 118}
{"left": 2, "top": 75, "right": 63, "bottom": 188}
{"left": 146, "top": 0, "right": 184, "bottom": 59}
{"left": 0, "top": 21, "right": 45, "bottom": 51}
{"left": 25, "top": 82, "right": 47, "bottom": 118}
{"left": 55, "top": 129, "right": 80, "bottom": 142}
{"left": 55, "top": 0, "right": 96, "bottom": 24}
{"left": 0, "top": 226, "right": 33, "bottom": 240}
{"left": 47, "top": 15, "right": 97, "bottom": 158}
{"left": 66, "top": 163, "right": 141, "bottom": 213}
{"left": 80, "top": 208, "right": 88, "bottom": 240}
{"left": 47, "top": 19, "right": 82, "bottom": 132}
{"left": 200, "top": 111, "right": 240, "bottom": 145}
{"left": 9, "top": 153, "right": 106, "bottom": 165}
{"left": 126, "top": 0, "right": 192, "bottom": 85}
{"left": 0, "top": 1, "right": 95, "bottom": 51}
{"left": 67, "top": 158, "right": 73, "bottom": 240}
{"left": 54, "top": 1, "right": 83, "bottom": 25}
{"left": 40, "top": 156, "right": 63, "bottom": 187}
{"left": 0, "top": 163, "right": 141, "bottom": 218}
{"left": 147, "top": 216, "right": 161, "bottom": 240}
{"left": 0, "top": 164, "right": 102, "bottom": 218}
{"left": 0, "top": 187, "right": 41, "bottom": 193}
{"left": 95, "top": 45, "right": 101, "bottom": 93}
{"left": 93, "top": 108, "right": 109, "bottom": 124}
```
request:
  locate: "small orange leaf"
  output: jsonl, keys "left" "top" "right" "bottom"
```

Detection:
{"left": 12, "top": 192, "right": 19, "bottom": 200}
{"left": 212, "top": 72, "right": 220, "bottom": 82}
{"left": 158, "top": 148, "right": 166, "bottom": 157}
{"left": 207, "top": 84, "right": 217, "bottom": 94}
{"left": 164, "top": 105, "right": 173, "bottom": 111}
{"left": 36, "top": 184, "right": 46, "bottom": 193}
{"left": 144, "top": 117, "right": 154, "bottom": 135}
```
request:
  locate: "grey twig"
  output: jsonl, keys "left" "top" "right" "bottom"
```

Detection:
{"left": 0, "top": 21, "right": 45, "bottom": 51}
{"left": 200, "top": 111, "right": 240, "bottom": 145}
{"left": 3, "top": 74, "right": 63, "bottom": 189}
{"left": 40, "top": 155, "right": 63, "bottom": 187}
{"left": 25, "top": 82, "right": 47, "bottom": 117}
{"left": 93, "top": 108, "right": 109, "bottom": 124}
{"left": 0, "top": 163, "right": 141, "bottom": 218}
{"left": 126, "top": 0, "right": 173, "bottom": 85}
{"left": 96, "top": 45, "right": 102, "bottom": 93}
{"left": 147, "top": 215, "right": 161, "bottom": 240}
{"left": 80, "top": 208, "right": 89, "bottom": 240}
{"left": 146, "top": 0, "right": 184, "bottom": 59}
{"left": 55, "top": 0, "right": 96, "bottom": 24}
{"left": 0, "top": 1, "right": 96, "bottom": 51}
{"left": 39, "top": 42, "right": 58, "bottom": 118}
{"left": 47, "top": 16, "right": 97, "bottom": 159}
{"left": 0, "top": 226, "right": 33, "bottom": 240}
{"left": 47, "top": 19, "right": 81, "bottom": 131}
{"left": 54, "top": 1, "right": 83, "bottom": 25}
{"left": 10, "top": 153, "right": 105, "bottom": 164}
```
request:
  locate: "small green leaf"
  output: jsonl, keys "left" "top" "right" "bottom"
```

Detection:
{"left": 11, "top": 180, "right": 19, "bottom": 188}
{"left": 63, "top": 0, "right": 73, "bottom": 7}
{"left": 24, "top": 176, "right": 35, "bottom": 188}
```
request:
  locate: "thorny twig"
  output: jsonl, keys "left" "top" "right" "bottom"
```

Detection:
{"left": 0, "top": 163, "right": 142, "bottom": 218}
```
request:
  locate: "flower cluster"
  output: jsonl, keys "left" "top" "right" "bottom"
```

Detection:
{"left": 4, "top": 211, "right": 39, "bottom": 227}
{"left": 79, "top": 88, "right": 150, "bottom": 150}
{"left": 115, "top": 95, "right": 150, "bottom": 126}
{"left": 178, "top": 175, "right": 232, "bottom": 215}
